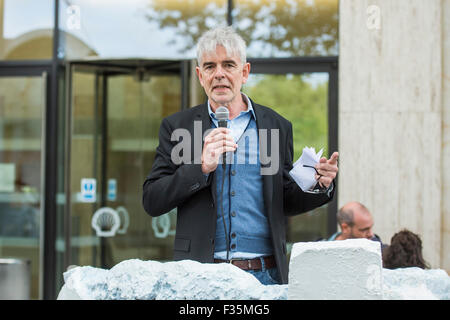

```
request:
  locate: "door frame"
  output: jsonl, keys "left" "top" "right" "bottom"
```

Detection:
{"left": 0, "top": 56, "right": 338, "bottom": 298}
{"left": 64, "top": 57, "right": 339, "bottom": 263}
{"left": 248, "top": 56, "right": 339, "bottom": 237}
{"left": 0, "top": 60, "right": 55, "bottom": 299}
{"left": 63, "top": 58, "right": 188, "bottom": 270}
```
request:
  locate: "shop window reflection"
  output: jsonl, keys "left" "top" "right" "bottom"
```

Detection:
{"left": 57, "top": 0, "right": 337, "bottom": 60}
{"left": 233, "top": 0, "right": 338, "bottom": 57}
{"left": 59, "top": 0, "right": 227, "bottom": 60}
{"left": 243, "top": 72, "right": 330, "bottom": 247}
{"left": 144, "top": 0, "right": 338, "bottom": 58}
{"left": 145, "top": 0, "right": 228, "bottom": 55}
{"left": 0, "top": 0, "right": 53, "bottom": 60}
{"left": 0, "top": 76, "right": 45, "bottom": 299}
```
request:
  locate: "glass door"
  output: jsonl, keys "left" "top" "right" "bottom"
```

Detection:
{"left": 103, "top": 72, "right": 181, "bottom": 266}
{"left": 0, "top": 73, "right": 47, "bottom": 299}
{"left": 245, "top": 57, "right": 339, "bottom": 254}
{"left": 243, "top": 72, "right": 330, "bottom": 243}
{"left": 64, "top": 60, "right": 186, "bottom": 270}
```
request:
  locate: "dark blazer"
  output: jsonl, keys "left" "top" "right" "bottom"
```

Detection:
{"left": 142, "top": 100, "right": 334, "bottom": 284}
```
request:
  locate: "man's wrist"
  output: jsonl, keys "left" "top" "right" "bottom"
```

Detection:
{"left": 305, "top": 180, "right": 334, "bottom": 197}
{"left": 201, "top": 162, "right": 213, "bottom": 175}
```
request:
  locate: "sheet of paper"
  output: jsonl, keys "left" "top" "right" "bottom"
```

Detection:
{"left": 289, "top": 147, "right": 323, "bottom": 192}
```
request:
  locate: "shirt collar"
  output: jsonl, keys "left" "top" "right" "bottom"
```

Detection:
{"left": 207, "top": 93, "right": 256, "bottom": 121}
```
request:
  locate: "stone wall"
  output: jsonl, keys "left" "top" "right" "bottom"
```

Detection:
{"left": 442, "top": 0, "right": 450, "bottom": 277}
{"left": 338, "top": 0, "right": 447, "bottom": 270}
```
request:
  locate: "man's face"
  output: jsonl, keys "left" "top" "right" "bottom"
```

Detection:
{"left": 349, "top": 211, "right": 374, "bottom": 239}
{"left": 196, "top": 45, "right": 250, "bottom": 108}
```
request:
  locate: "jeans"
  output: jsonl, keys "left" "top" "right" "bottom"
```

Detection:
{"left": 245, "top": 257, "right": 281, "bottom": 285}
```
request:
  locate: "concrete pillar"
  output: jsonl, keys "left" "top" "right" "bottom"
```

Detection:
{"left": 442, "top": 0, "right": 450, "bottom": 275}
{"left": 0, "top": 0, "right": 4, "bottom": 58}
{"left": 338, "top": 0, "right": 444, "bottom": 269}
{"left": 288, "top": 239, "right": 383, "bottom": 300}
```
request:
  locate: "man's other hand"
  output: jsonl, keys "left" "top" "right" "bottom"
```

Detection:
{"left": 315, "top": 151, "right": 339, "bottom": 188}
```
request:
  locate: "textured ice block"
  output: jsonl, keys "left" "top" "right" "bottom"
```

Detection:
{"left": 382, "top": 267, "right": 450, "bottom": 300}
{"left": 56, "top": 252, "right": 450, "bottom": 300}
{"left": 288, "top": 239, "right": 383, "bottom": 300}
{"left": 57, "top": 259, "right": 287, "bottom": 300}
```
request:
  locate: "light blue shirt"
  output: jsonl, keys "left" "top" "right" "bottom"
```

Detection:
{"left": 207, "top": 93, "right": 256, "bottom": 142}
{"left": 207, "top": 93, "right": 272, "bottom": 260}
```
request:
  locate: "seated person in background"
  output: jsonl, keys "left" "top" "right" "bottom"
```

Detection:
{"left": 382, "top": 229, "right": 430, "bottom": 269}
{"left": 328, "top": 201, "right": 386, "bottom": 250}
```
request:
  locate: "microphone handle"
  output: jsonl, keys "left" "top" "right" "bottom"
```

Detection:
{"left": 218, "top": 120, "right": 227, "bottom": 168}
{"left": 218, "top": 120, "right": 227, "bottom": 128}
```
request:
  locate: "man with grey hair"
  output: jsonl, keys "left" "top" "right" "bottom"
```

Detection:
{"left": 328, "top": 201, "right": 385, "bottom": 247}
{"left": 143, "top": 26, "right": 339, "bottom": 285}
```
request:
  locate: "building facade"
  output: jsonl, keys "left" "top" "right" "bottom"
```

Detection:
{"left": 0, "top": 0, "right": 339, "bottom": 299}
{"left": 339, "top": 0, "right": 450, "bottom": 273}
{"left": 3, "top": 0, "right": 447, "bottom": 300}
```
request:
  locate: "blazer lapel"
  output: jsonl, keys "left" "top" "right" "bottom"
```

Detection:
{"left": 253, "top": 103, "right": 274, "bottom": 216}
{"left": 195, "top": 103, "right": 217, "bottom": 206}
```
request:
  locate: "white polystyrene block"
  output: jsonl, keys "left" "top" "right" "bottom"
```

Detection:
{"left": 56, "top": 284, "right": 82, "bottom": 300}
{"left": 288, "top": 239, "right": 383, "bottom": 300}
{"left": 57, "top": 259, "right": 288, "bottom": 300}
{"left": 382, "top": 267, "right": 450, "bottom": 300}
{"left": 56, "top": 249, "right": 450, "bottom": 300}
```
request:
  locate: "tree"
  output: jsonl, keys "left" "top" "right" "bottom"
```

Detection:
{"left": 145, "top": 0, "right": 338, "bottom": 57}
{"left": 243, "top": 74, "right": 328, "bottom": 160}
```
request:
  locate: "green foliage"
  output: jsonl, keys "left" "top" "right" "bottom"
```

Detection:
{"left": 145, "top": 0, "right": 338, "bottom": 56}
{"left": 243, "top": 74, "right": 328, "bottom": 160}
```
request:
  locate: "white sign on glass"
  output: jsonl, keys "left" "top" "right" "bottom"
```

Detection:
{"left": 107, "top": 179, "right": 117, "bottom": 201}
{"left": 91, "top": 207, "right": 120, "bottom": 237}
{"left": 80, "top": 178, "right": 96, "bottom": 203}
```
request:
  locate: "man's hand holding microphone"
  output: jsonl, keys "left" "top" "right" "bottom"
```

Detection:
{"left": 201, "top": 106, "right": 237, "bottom": 174}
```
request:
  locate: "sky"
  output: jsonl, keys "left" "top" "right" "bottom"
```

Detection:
{"left": 3, "top": 0, "right": 193, "bottom": 58}
{"left": 2, "top": 0, "right": 328, "bottom": 86}
{"left": 3, "top": 0, "right": 54, "bottom": 38}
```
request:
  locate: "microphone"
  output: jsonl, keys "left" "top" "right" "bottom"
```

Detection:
{"left": 214, "top": 106, "right": 230, "bottom": 260}
{"left": 215, "top": 106, "right": 229, "bottom": 169}
{"left": 215, "top": 106, "right": 229, "bottom": 128}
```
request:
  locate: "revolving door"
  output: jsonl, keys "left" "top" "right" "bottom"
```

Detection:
{"left": 63, "top": 59, "right": 197, "bottom": 271}
{"left": 60, "top": 56, "right": 338, "bottom": 276}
